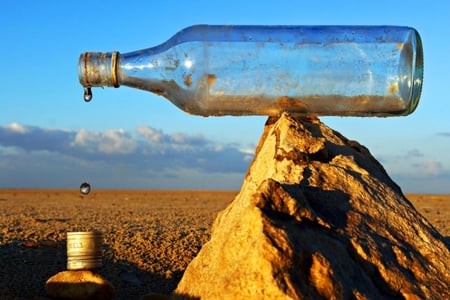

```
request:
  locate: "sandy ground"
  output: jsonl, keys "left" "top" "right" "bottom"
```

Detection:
{"left": 0, "top": 190, "right": 448, "bottom": 299}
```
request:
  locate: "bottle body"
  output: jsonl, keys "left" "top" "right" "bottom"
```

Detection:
{"left": 79, "top": 25, "right": 423, "bottom": 117}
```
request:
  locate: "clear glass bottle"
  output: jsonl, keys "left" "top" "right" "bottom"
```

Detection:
{"left": 79, "top": 25, "right": 423, "bottom": 117}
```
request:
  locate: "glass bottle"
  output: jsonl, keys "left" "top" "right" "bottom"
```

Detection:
{"left": 78, "top": 25, "right": 423, "bottom": 117}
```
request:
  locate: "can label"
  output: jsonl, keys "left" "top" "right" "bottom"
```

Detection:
{"left": 66, "top": 231, "right": 103, "bottom": 270}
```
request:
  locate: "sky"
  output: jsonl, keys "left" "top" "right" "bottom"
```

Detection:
{"left": 0, "top": 0, "right": 449, "bottom": 193}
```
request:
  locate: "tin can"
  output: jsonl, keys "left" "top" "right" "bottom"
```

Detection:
{"left": 66, "top": 231, "right": 103, "bottom": 270}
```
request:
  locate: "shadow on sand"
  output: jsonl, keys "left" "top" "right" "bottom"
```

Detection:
{"left": 0, "top": 240, "right": 182, "bottom": 299}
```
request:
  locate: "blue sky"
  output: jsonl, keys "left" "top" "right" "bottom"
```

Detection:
{"left": 1, "top": 0, "right": 449, "bottom": 193}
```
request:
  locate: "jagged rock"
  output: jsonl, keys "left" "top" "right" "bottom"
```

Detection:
{"left": 46, "top": 270, "right": 115, "bottom": 300}
{"left": 173, "top": 113, "right": 450, "bottom": 299}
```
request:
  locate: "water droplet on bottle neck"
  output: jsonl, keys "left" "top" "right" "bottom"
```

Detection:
{"left": 80, "top": 182, "right": 91, "bottom": 195}
{"left": 84, "top": 87, "right": 92, "bottom": 102}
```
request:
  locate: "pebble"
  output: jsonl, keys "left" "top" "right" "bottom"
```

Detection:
{"left": 46, "top": 270, "right": 115, "bottom": 300}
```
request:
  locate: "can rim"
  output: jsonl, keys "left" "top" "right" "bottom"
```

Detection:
{"left": 67, "top": 231, "right": 102, "bottom": 236}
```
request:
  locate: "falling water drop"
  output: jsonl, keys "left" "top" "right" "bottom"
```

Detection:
{"left": 80, "top": 182, "right": 91, "bottom": 195}
{"left": 84, "top": 87, "right": 92, "bottom": 102}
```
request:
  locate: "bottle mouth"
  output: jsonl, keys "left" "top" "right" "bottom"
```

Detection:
{"left": 398, "top": 29, "right": 423, "bottom": 115}
{"left": 78, "top": 52, "right": 120, "bottom": 88}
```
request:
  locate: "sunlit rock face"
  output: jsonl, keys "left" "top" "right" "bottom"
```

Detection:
{"left": 174, "top": 113, "right": 450, "bottom": 300}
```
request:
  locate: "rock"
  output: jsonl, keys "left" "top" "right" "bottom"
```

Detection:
{"left": 46, "top": 270, "right": 115, "bottom": 300}
{"left": 173, "top": 113, "right": 450, "bottom": 299}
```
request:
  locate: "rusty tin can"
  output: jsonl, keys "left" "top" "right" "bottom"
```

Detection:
{"left": 66, "top": 231, "right": 103, "bottom": 270}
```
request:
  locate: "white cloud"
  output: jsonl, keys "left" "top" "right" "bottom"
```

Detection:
{"left": 239, "top": 148, "right": 255, "bottom": 161}
{"left": 0, "top": 122, "right": 252, "bottom": 189}
{"left": 369, "top": 147, "right": 450, "bottom": 193}
{"left": 214, "top": 145, "right": 224, "bottom": 152}
{"left": 72, "top": 129, "right": 100, "bottom": 147}
{"left": 98, "top": 129, "right": 137, "bottom": 154}
{"left": 1, "top": 123, "right": 448, "bottom": 193}
{"left": 170, "top": 131, "right": 205, "bottom": 146}
{"left": 136, "top": 125, "right": 163, "bottom": 143}
{"left": 414, "top": 159, "right": 445, "bottom": 177}
{"left": 72, "top": 129, "right": 137, "bottom": 154}
{"left": 6, "top": 122, "right": 29, "bottom": 134}
{"left": 377, "top": 149, "right": 447, "bottom": 179}
{"left": 239, "top": 148, "right": 255, "bottom": 155}
{"left": 170, "top": 132, "right": 187, "bottom": 143}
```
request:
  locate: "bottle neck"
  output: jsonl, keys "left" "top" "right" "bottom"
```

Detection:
{"left": 78, "top": 52, "right": 120, "bottom": 88}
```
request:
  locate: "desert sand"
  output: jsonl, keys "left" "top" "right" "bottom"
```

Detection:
{"left": 0, "top": 189, "right": 448, "bottom": 299}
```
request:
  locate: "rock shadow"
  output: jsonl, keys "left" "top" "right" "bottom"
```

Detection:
{"left": 0, "top": 240, "right": 178, "bottom": 299}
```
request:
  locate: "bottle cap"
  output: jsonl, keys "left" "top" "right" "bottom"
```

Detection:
{"left": 78, "top": 52, "right": 120, "bottom": 88}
